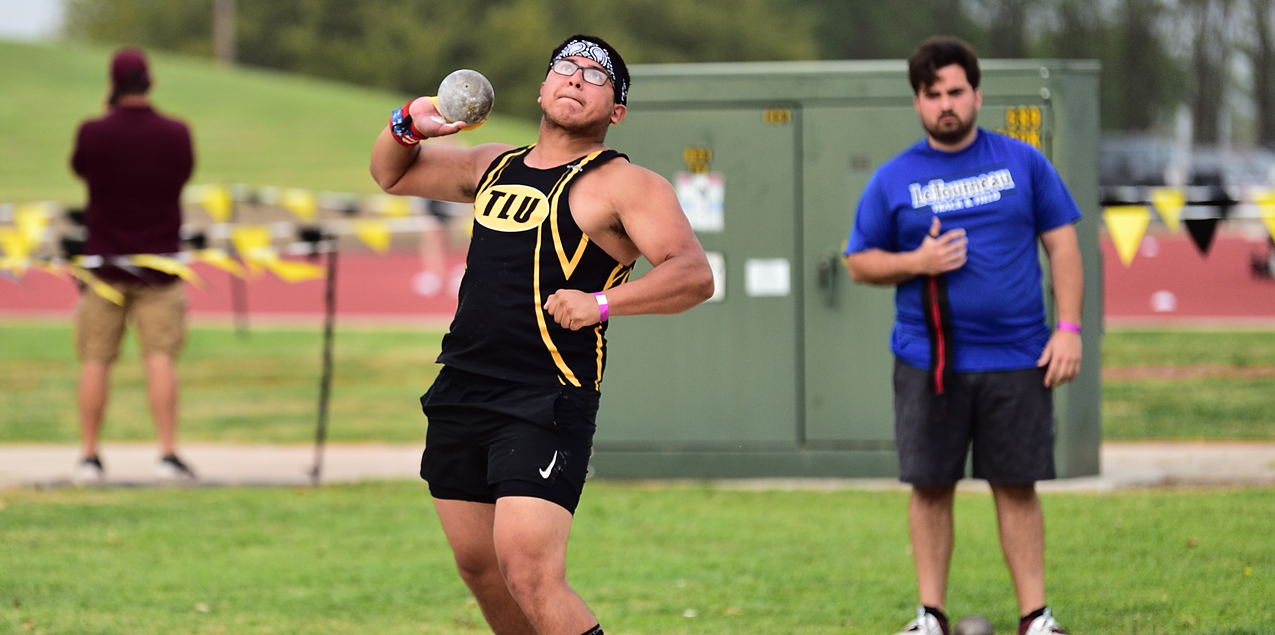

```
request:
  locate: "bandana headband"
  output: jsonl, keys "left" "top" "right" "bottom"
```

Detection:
{"left": 552, "top": 39, "right": 628, "bottom": 104}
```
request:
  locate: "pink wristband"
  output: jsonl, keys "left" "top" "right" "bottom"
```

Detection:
{"left": 1057, "top": 321, "right": 1081, "bottom": 335}
{"left": 593, "top": 292, "right": 609, "bottom": 322}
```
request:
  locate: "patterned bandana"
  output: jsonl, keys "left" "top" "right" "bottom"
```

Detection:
{"left": 551, "top": 39, "right": 628, "bottom": 104}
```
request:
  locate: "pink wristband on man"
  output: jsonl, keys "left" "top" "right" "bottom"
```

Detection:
{"left": 1057, "top": 321, "right": 1081, "bottom": 335}
{"left": 593, "top": 292, "right": 609, "bottom": 322}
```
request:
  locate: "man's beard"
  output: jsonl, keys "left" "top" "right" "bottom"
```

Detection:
{"left": 924, "top": 111, "right": 976, "bottom": 145}
{"left": 542, "top": 103, "right": 610, "bottom": 138}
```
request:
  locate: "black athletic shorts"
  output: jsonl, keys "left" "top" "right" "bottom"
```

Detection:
{"left": 894, "top": 359, "right": 1056, "bottom": 486}
{"left": 419, "top": 366, "right": 600, "bottom": 514}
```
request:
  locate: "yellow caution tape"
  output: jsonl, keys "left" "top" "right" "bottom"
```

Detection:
{"left": 68, "top": 262, "right": 125, "bottom": 306}
{"left": 129, "top": 254, "right": 204, "bottom": 288}
{"left": 192, "top": 249, "right": 246, "bottom": 279}
{"left": 262, "top": 257, "right": 326, "bottom": 283}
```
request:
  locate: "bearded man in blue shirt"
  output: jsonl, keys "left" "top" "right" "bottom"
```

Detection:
{"left": 845, "top": 37, "right": 1082, "bottom": 635}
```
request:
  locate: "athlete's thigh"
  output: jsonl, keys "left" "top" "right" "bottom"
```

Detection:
{"left": 969, "top": 367, "right": 1056, "bottom": 484}
{"left": 433, "top": 498, "right": 499, "bottom": 568}
{"left": 491, "top": 496, "right": 573, "bottom": 576}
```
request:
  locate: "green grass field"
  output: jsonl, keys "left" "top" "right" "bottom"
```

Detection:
{"left": 0, "top": 483, "right": 1270, "bottom": 635}
{"left": 0, "top": 40, "right": 538, "bottom": 204}
{"left": 2, "top": 323, "right": 1273, "bottom": 443}
{"left": 0, "top": 321, "right": 442, "bottom": 444}
{"left": 1101, "top": 329, "right": 1275, "bottom": 440}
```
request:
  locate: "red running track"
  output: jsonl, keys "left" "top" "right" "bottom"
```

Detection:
{"left": 1101, "top": 231, "right": 1275, "bottom": 325}
{"left": 2, "top": 235, "right": 1273, "bottom": 325}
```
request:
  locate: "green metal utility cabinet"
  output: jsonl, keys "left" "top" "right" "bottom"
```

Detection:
{"left": 598, "top": 60, "right": 1102, "bottom": 479}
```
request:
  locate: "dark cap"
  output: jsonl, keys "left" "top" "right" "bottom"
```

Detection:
{"left": 110, "top": 48, "right": 150, "bottom": 87}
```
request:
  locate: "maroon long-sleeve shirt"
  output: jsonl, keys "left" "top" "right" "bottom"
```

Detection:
{"left": 71, "top": 104, "right": 193, "bottom": 284}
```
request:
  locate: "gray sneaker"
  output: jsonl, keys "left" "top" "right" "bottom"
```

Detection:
{"left": 156, "top": 454, "right": 197, "bottom": 481}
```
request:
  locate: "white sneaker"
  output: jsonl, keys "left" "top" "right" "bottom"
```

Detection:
{"left": 896, "top": 607, "right": 948, "bottom": 635}
{"left": 1022, "top": 608, "right": 1067, "bottom": 635}
{"left": 155, "top": 455, "right": 197, "bottom": 481}
{"left": 73, "top": 457, "right": 105, "bottom": 484}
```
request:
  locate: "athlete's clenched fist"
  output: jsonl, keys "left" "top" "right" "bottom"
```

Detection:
{"left": 544, "top": 289, "right": 602, "bottom": 331}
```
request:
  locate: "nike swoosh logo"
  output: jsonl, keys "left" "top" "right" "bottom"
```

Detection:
{"left": 538, "top": 452, "right": 558, "bottom": 479}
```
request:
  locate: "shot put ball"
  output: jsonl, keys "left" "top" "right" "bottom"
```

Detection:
{"left": 953, "top": 615, "right": 994, "bottom": 635}
{"left": 436, "top": 69, "right": 494, "bottom": 126}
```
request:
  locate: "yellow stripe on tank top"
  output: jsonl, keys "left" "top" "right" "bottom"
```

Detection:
{"left": 532, "top": 221, "right": 583, "bottom": 388}
{"left": 593, "top": 323, "right": 604, "bottom": 390}
{"left": 592, "top": 261, "right": 632, "bottom": 390}
{"left": 475, "top": 146, "right": 531, "bottom": 198}
{"left": 530, "top": 149, "right": 611, "bottom": 389}
{"left": 549, "top": 150, "right": 606, "bottom": 280}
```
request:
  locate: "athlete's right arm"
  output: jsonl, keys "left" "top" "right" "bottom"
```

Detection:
{"left": 846, "top": 217, "right": 967, "bottom": 286}
{"left": 370, "top": 96, "right": 513, "bottom": 203}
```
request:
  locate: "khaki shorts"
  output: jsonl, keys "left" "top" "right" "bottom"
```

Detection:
{"left": 75, "top": 281, "right": 187, "bottom": 362}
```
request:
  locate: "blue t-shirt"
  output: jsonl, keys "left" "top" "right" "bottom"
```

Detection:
{"left": 845, "top": 129, "right": 1082, "bottom": 372}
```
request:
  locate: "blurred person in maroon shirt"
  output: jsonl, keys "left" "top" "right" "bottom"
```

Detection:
{"left": 70, "top": 48, "right": 196, "bottom": 483}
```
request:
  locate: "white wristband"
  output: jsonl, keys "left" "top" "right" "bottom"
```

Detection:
{"left": 593, "top": 292, "right": 609, "bottom": 321}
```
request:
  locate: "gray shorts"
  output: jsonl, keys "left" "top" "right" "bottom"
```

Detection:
{"left": 894, "top": 359, "right": 1056, "bottom": 486}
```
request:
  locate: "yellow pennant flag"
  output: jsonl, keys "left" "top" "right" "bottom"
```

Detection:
{"left": 14, "top": 203, "right": 51, "bottom": 247}
{"left": 369, "top": 195, "right": 412, "bottom": 218}
{"left": 354, "top": 219, "right": 392, "bottom": 253}
{"left": 191, "top": 184, "right": 234, "bottom": 222}
{"left": 231, "top": 225, "right": 273, "bottom": 276}
{"left": 1252, "top": 188, "right": 1275, "bottom": 241}
{"left": 1149, "top": 188, "right": 1185, "bottom": 233}
{"left": 281, "top": 188, "right": 318, "bottom": 222}
{"left": 0, "top": 226, "right": 31, "bottom": 261}
{"left": 129, "top": 254, "right": 204, "bottom": 288}
{"left": 231, "top": 225, "right": 272, "bottom": 251}
{"left": 1104, "top": 206, "right": 1151, "bottom": 267}
{"left": 193, "top": 249, "right": 246, "bottom": 279}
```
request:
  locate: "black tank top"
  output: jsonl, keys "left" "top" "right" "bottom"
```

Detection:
{"left": 437, "top": 146, "right": 634, "bottom": 390}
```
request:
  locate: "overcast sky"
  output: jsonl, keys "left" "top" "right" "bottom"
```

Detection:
{"left": 0, "top": 0, "right": 63, "bottom": 41}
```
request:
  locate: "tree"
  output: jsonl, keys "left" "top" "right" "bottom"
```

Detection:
{"left": 1109, "top": 0, "right": 1181, "bottom": 131}
{"left": 796, "top": 0, "right": 988, "bottom": 60}
{"left": 63, "top": 0, "right": 817, "bottom": 120}
{"left": 1183, "top": 0, "right": 1236, "bottom": 144}
{"left": 986, "top": 0, "right": 1036, "bottom": 58}
{"left": 1249, "top": 0, "right": 1275, "bottom": 147}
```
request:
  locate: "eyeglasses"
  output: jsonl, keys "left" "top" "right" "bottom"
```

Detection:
{"left": 551, "top": 59, "right": 611, "bottom": 87}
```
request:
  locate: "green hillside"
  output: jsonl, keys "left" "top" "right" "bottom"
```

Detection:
{"left": 0, "top": 40, "right": 538, "bottom": 205}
